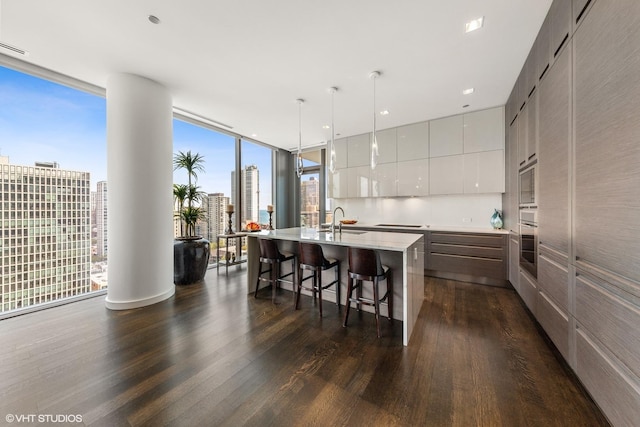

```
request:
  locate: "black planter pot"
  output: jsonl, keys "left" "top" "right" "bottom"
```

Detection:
{"left": 174, "top": 237, "right": 210, "bottom": 285}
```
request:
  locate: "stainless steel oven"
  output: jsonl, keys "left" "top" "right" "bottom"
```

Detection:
{"left": 519, "top": 210, "right": 537, "bottom": 278}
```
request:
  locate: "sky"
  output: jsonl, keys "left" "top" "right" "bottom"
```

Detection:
{"left": 0, "top": 65, "right": 273, "bottom": 207}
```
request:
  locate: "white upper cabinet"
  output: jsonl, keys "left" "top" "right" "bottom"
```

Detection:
{"left": 463, "top": 107, "right": 505, "bottom": 153}
{"left": 327, "top": 168, "right": 348, "bottom": 198}
{"left": 430, "top": 115, "right": 463, "bottom": 157}
{"left": 463, "top": 150, "right": 505, "bottom": 194}
{"left": 375, "top": 128, "right": 397, "bottom": 164}
{"left": 429, "top": 155, "right": 464, "bottom": 195}
{"left": 397, "top": 122, "right": 429, "bottom": 161}
{"left": 347, "top": 133, "right": 370, "bottom": 167}
{"left": 397, "top": 159, "right": 429, "bottom": 196}
{"left": 347, "top": 166, "right": 370, "bottom": 198}
{"left": 332, "top": 137, "right": 348, "bottom": 170}
{"left": 371, "top": 162, "right": 397, "bottom": 197}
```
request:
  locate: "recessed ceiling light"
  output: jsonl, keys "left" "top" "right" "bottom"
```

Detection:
{"left": 148, "top": 15, "right": 161, "bottom": 24}
{"left": 462, "top": 88, "right": 475, "bottom": 95}
{"left": 322, "top": 125, "right": 330, "bottom": 129}
{"left": 380, "top": 110, "right": 390, "bottom": 116}
{"left": 463, "top": 104, "right": 470, "bottom": 108}
{"left": 465, "top": 17, "right": 484, "bottom": 33}
{"left": 251, "top": 133, "right": 257, "bottom": 137}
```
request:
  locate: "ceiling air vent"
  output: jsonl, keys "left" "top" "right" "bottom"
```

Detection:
{"left": 0, "top": 41, "right": 28, "bottom": 56}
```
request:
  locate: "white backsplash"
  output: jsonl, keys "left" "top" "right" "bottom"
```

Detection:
{"left": 330, "top": 194, "right": 503, "bottom": 229}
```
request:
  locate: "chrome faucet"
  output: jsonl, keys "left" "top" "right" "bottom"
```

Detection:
{"left": 331, "top": 206, "right": 345, "bottom": 234}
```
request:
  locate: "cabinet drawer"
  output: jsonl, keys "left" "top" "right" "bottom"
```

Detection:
{"left": 576, "top": 327, "right": 640, "bottom": 427}
{"left": 430, "top": 253, "right": 504, "bottom": 279}
{"left": 537, "top": 290, "right": 569, "bottom": 360}
{"left": 518, "top": 270, "right": 537, "bottom": 314}
{"left": 430, "top": 243, "right": 503, "bottom": 260}
{"left": 429, "top": 232, "right": 505, "bottom": 248}
{"left": 576, "top": 272, "right": 640, "bottom": 379}
{"left": 538, "top": 253, "right": 569, "bottom": 311}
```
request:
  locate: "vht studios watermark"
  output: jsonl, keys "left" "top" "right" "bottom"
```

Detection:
{"left": 5, "top": 414, "right": 83, "bottom": 423}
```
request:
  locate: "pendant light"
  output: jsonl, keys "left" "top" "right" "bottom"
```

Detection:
{"left": 328, "top": 87, "right": 338, "bottom": 174}
{"left": 369, "top": 71, "right": 381, "bottom": 170}
{"left": 296, "top": 98, "right": 304, "bottom": 178}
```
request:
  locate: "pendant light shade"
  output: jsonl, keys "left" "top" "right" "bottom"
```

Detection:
{"left": 296, "top": 98, "right": 304, "bottom": 178}
{"left": 369, "top": 71, "right": 381, "bottom": 170}
{"left": 328, "top": 87, "right": 338, "bottom": 174}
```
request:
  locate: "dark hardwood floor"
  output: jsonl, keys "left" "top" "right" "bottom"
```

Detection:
{"left": 0, "top": 269, "right": 609, "bottom": 426}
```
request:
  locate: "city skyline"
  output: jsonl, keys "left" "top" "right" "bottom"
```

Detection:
{"left": 0, "top": 65, "right": 273, "bottom": 208}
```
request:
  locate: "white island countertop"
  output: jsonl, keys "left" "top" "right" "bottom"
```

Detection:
{"left": 247, "top": 227, "right": 423, "bottom": 251}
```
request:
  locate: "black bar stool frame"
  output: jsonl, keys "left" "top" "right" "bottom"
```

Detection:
{"left": 296, "top": 242, "right": 340, "bottom": 317}
{"left": 343, "top": 247, "right": 393, "bottom": 338}
{"left": 255, "top": 238, "right": 296, "bottom": 304}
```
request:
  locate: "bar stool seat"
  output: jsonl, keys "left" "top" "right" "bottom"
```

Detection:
{"left": 343, "top": 247, "right": 393, "bottom": 338}
{"left": 296, "top": 242, "right": 340, "bottom": 317}
{"left": 255, "top": 238, "right": 296, "bottom": 304}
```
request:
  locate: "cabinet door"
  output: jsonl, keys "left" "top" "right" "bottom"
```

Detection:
{"left": 376, "top": 128, "right": 397, "bottom": 164}
{"left": 347, "top": 166, "right": 370, "bottom": 198}
{"left": 397, "top": 122, "right": 429, "bottom": 161}
{"left": 574, "top": 0, "right": 640, "bottom": 282}
{"left": 429, "top": 155, "right": 464, "bottom": 195}
{"left": 537, "top": 13, "right": 552, "bottom": 82}
{"left": 526, "top": 91, "right": 537, "bottom": 162}
{"left": 463, "top": 150, "right": 505, "bottom": 194}
{"left": 397, "top": 159, "right": 429, "bottom": 196}
{"left": 537, "top": 290, "right": 569, "bottom": 360}
{"left": 430, "top": 115, "right": 463, "bottom": 157}
{"left": 463, "top": 107, "right": 505, "bottom": 153}
{"left": 333, "top": 137, "right": 348, "bottom": 169}
{"left": 516, "top": 107, "right": 528, "bottom": 167}
{"left": 347, "top": 134, "right": 370, "bottom": 167}
{"left": 550, "top": 0, "right": 571, "bottom": 59}
{"left": 370, "top": 162, "right": 397, "bottom": 197}
{"left": 538, "top": 42, "right": 570, "bottom": 253}
{"left": 538, "top": 252, "right": 569, "bottom": 311}
{"left": 505, "top": 120, "right": 519, "bottom": 231}
{"left": 509, "top": 235, "right": 520, "bottom": 291}
{"left": 328, "top": 168, "right": 348, "bottom": 198}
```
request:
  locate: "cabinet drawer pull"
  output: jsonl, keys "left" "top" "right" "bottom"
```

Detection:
{"left": 528, "top": 153, "right": 536, "bottom": 160}
{"left": 539, "top": 64, "right": 550, "bottom": 81}
{"left": 554, "top": 33, "right": 569, "bottom": 58}
{"left": 576, "top": 0, "right": 592, "bottom": 24}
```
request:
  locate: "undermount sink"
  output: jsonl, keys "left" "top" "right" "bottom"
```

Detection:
{"left": 375, "top": 223, "right": 426, "bottom": 228}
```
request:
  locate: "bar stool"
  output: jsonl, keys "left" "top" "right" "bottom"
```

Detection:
{"left": 343, "top": 247, "right": 393, "bottom": 338}
{"left": 296, "top": 242, "right": 340, "bottom": 317}
{"left": 255, "top": 238, "right": 296, "bottom": 304}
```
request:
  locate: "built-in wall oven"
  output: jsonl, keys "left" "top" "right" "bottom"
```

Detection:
{"left": 519, "top": 210, "right": 538, "bottom": 278}
{"left": 519, "top": 164, "right": 536, "bottom": 208}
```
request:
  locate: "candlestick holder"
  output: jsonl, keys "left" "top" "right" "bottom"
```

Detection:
{"left": 225, "top": 211, "right": 234, "bottom": 234}
{"left": 268, "top": 211, "right": 274, "bottom": 230}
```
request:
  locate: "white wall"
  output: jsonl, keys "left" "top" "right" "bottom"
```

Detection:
{"left": 331, "top": 193, "right": 503, "bottom": 228}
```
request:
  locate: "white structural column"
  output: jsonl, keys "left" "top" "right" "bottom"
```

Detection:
{"left": 105, "top": 73, "right": 175, "bottom": 309}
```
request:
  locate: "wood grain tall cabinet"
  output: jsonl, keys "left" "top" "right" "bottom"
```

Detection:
{"left": 504, "top": 0, "right": 640, "bottom": 425}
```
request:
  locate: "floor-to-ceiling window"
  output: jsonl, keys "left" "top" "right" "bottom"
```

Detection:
{"left": 0, "top": 63, "right": 281, "bottom": 315}
{"left": 240, "top": 139, "right": 273, "bottom": 230}
{"left": 0, "top": 65, "right": 105, "bottom": 314}
{"left": 299, "top": 150, "right": 327, "bottom": 228}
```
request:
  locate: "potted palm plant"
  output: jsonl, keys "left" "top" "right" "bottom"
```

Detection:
{"left": 173, "top": 150, "right": 210, "bottom": 285}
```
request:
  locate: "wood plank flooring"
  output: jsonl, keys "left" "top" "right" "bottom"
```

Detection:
{"left": 0, "top": 269, "right": 609, "bottom": 426}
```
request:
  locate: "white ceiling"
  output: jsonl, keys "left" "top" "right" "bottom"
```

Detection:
{"left": 1, "top": 0, "right": 551, "bottom": 151}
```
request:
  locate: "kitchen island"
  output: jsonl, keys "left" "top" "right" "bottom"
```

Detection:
{"left": 246, "top": 227, "right": 424, "bottom": 346}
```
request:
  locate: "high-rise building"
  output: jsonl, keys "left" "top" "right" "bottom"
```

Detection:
{"left": 231, "top": 164, "right": 259, "bottom": 227}
{"left": 96, "top": 181, "right": 108, "bottom": 258}
{"left": 207, "top": 192, "right": 229, "bottom": 241}
{"left": 194, "top": 193, "right": 209, "bottom": 239}
{"left": 300, "top": 176, "right": 320, "bottom": 228}
{"left": 0, "top": 156, "right": 91, "bottom": 312}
